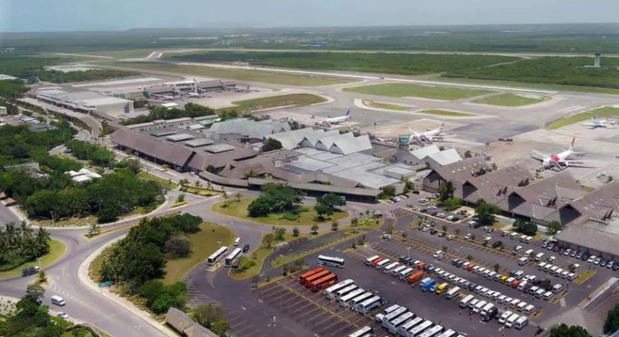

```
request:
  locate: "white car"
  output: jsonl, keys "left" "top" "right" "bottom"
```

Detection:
{"left": 57, "top": 312, "right": 69, "bottom": 319}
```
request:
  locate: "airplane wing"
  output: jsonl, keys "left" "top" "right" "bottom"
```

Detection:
{"left": 408, "top": 128, "right": 420, "bottom": 138}
{"left": 530, "top": 149, "right": 548, "bottom": 161}
{"left": 562, "top": 160, "right": 595, "bottom": 168}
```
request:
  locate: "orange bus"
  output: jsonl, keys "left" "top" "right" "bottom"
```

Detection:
{"left": 408, "top": 270, "right": 424, "bottom": 285}
{"left": 303, "top": 269, "right": 331, "bottom": 287}
{"left": 310, "top": 273, "right": 338, "bottom": 292}
{"left": 298, "top": 267, "right": 326, "bottom": 285}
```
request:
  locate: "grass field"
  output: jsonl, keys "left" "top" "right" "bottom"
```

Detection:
{"left": 137, "top": 171, "right": 177, "bottom": 189}
{"left": 106, "top": 61, "right": 354, "bottom": 86}
{"left": 473, "top": 93, "right": 548, "bottom": 106}
{"left": 219, "top": 93, "right": 326, "bottom": 114}
{"left": 0, "top": 239, "right": 66, "bottom": 279}
{"left": 162, "top": 222, "right": 234, "bottom": 284}
{"left": 415, "top": 109, "right": 474, "bottom": 117}
{"left": 212, "top": 198, "right": 348, "bottom": 227}
{"left": 344, "top": 83, "right": 492, "bottom": 101}
{"left": 549, "top": 106, "right": 619, "bottom": 129}
{"left": 362, "top": 99, "right": 410, "bottom": 111}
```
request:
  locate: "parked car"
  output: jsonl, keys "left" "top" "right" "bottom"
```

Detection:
{"left": 242, "top": 244, "right": 250, "bottom": 253}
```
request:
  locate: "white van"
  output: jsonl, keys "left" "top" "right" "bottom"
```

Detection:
{"left": 376, "top": 259, "right": 390, "bottom": 269}
{"left": 518, "top": 257, "right": 528, "bottom": 266}
{"left": 538, "top": 262, "right": 547, "bottom": 270}
{"left": 51, "top": 295, "right": 66, "bottom": 306}
{"left": 473, "top": 300, "right": 487, "bottom": 314}
{"left": 468, "top": 298, "right": 479, "bottom": 309}
{"left": 515, "top": 316, "right": 528, "bottom": 330}
{"left": 524, "top": 304, "right": 536, "bottom": 315}
{"left": 460, "top": 294, "right": 474, "bottom": 308}
{"left": 505, "top": 313, "right": 519, "bottom": 328}
{"left": 234, "top": 237, "right": 240, "bottom": 246}
{"left": 524, "top": 249, "right": 534, "bottom": 257}
{"left": 445, "top": 286, "right": 461, "bottom": 300}
{"left": 499, "top": 310, "right": 513, "bottom": 324}
{"left": 517, "top": 301, "right": 527, "bottom": 312}
{"left": 517, "top": 280, "right": 528, "bottom": 291}
{"left": 509, "top": 298, "right": 521, "bottom": 309}
{"left": 535, "top": 252, "right": 545, "bottom": 261}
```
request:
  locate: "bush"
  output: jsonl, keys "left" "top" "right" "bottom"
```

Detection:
{"left": 138, "top": 280, "right": 188, "bottom": 314}
{"left": 165, "top": 234, "right": 191, "bottom": 258}
{"left": 513, "top": 219, "right": 538, "bottom": 236}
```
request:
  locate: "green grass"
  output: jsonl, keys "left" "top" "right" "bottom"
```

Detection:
{"left": 212, "top": 198, "right": 348, "bottom": 226}
{"left": 179, "top": 185, "right": 220, "bottom": 196}
{"left": 344, "top": 83, "right": 492, "bottom": 101}
{"left": 415, "top": 109, "right": 474, "bottom": 117}
{"left": 0, "top": 239, "right": 66, "bottom": 279}
{"left": 549, "top": 106, "right": 619, "bottom": 129}
{"left": 229, "top": 245, "right": 273, "bottom": 280}
{"left": 162, "top": 222, "right": 234, "bottom": 284}
{"left": 104, "top": 61, "right": 355, "bottom": 86}
{"left": 472, "top": 93, "right": 549, "bottom": 106}
{"left": 362, "top": 99, "right": 410, "bottom": 111}
{"left": 137, "top": 171, "right": 177, "bottom": 189}
{"left": 219, "top": 93, "right": 326, "bottom": 114}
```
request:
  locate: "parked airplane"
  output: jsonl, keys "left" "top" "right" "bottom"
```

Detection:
{"left": 531, "top": 137, "right": 588, "bottom": 171}
{"left": 408, "top": 122, "right": 445, "bottom": 143}
{"left": 324, "top": 110, "right": 352, "bottom": 125}
{"left": 583, "top": 118, "right": 616, "bottom": 129}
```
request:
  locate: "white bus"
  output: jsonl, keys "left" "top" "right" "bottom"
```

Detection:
{"left": 445, "top": 286, "right": 461, "bottom": 300}
{"left": 325, "top": 279, "right": 355, "bottom": 300}
{"left": 349, "top": 292, "right": 374, "bottom": 309}
{"left": 399, "top": 267, "right": 414, "bottom": 280}
{"left": 386, "top": 311, "right": 414, "bottom": 334}
{"left": 437, "top": 329, "right": 457, "bottom": 337}
{"left": 406, "top": 320, "right": 433, "bottom": 337}
{"left": 335, "top": 284, "right": 359, "bottom": 301}
{"left": 459, "top": 294, "right": 474, "bottom": 308}
{"left": 51, "top": 295, "right": 66, "bottom": 306}
{"left": 348, "top": 326, "right": 373, "bottom": 337}
{"left": 376, "top": 259, "right": 391, "bottom": 269}
{"left": 420, "top": 325, "right": 444, "bottom": 337}
{"left": 207, "top": 246, "right": 228, "bottom": 265}
{"left": 381, "top": 307, "right": 408, "bottom": 328}
{"left": 357, "top": 295, "right": 382, "bottom": 314}
{"left": 399, "top": 316, "right": 423, "bottom": 336}
{"left": 392, "top": 265, "right": 407, "bottom": 276}
{"left": 339, "top": 288, "right": 365, "bottom": 307}
{"left": 383, "top": 262, "right": 400, "bottom": 274}
{"left": 224, "top": 247, "right": 242, "bottom": 266}
{"left": 364, "top": 255, "right": 380, "bottom": 266}
{"left": 318, "top": 255, "right": 345, "bottom": 268}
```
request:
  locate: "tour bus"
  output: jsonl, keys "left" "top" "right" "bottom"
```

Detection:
{"left": 399, "top": 317, "right": 423, "bottom": 336}
{"left": 349, "top": 291, "right": 374, "bottom": 309}
{"left": 383, "top": 262, "right": 400, "bottom": 274}
{"left": 310, "top": 273, "right": 337, "bottom": 292}
{"left": 234, "top": 237, "right": 240, "bottom": 246}
{"left": 392, "top": 265, "right": 407, "bottom": 276}
{"left": 357, "top": 295, "right": 382, "bottom": 314}
{"left": 51, "top": 295, "right": 66, "bottom": 306}
{"left": 386, "top": 311, "right": 414, "bottom": 334}
{"left": 445, "top": 286, "right": 461, "bottom": 300}
{"left": 335, "top": 284, "right": 359, "bottom": 301}
{"left": 364, "top": 255, "right": 380, "bottom": 266}
{"left": 381, "top": 307, "right": 408, "bottom": 328}
{"left": 376, "top": 258, "right": 391, "bottom": 269}
{"left": 437, "top": 329, "right": 458, "bottom": 337}
{"left": 224, "top": 247, "right": 242, "bottom": 267}
{"left": 299, "top": 267, "right": 326, "bottom": 285}
{"left": 371, "top": 257, "right": 384, "bottom": 267}
{"left": 318, "top": 255, "right": 345, "bottom": 268}
{"left": 303, "top": 269, "right": 331, "bottom": 287}
{"left": 399, "top": 267, "right": 415, "bottom": 280}
{"left": 382, "top": 304, "right": 401, "bottom": 316}
{"left": 514, "top": 316, "right": 528, "bottom": 330}
{"left": 339, "top": 288, "right": 366, "bottom": 307}
{"left": 406, "top": 320, "right": 433, "bottom": 337}
{"left": 420, "top": 325, "right": 444, "bottom": 337}
{"left": 348, "top": 326, "right": 373, "bottom": 337}
{"left": 325, "top": 279, "right": 355, "bottom": 300}
{"left": 207, "top": 246, "right": 228, "bottom": 265}
{"left": 459, "top": 294, "right": 474, "bottom": 308}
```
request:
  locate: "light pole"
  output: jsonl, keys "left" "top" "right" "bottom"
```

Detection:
{"left": 407, "top": 246, "right": 411, "bottom": 258}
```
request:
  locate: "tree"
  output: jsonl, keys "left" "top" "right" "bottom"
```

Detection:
{"left": 548, "top": 221, "right": 562, "bottom": 235}
{"left": 513, "top": 219, "right": 538, "bottom": 236}
{"left": 248, "top": 197, "right": 272, "bottom": 217}
{"left": 466, "top": 254, "right": 473, "bottom": 261}
{"left": 274, "top": 228, "right": 286, "bottom": 241}
{"left": 24, "top": 283, "right": 44, "bottom": 303}
{"left": 378, "top": 185, "right": 396, "bottom": 199}
{"left": 493, "top": 263, "right": 500, "bottom": 272}
{"left": 262, "top": 138, "right": 283, "bottom": 152}
{"left": 438, "top": 181, "right": 455, "bottom": 201}
{"left": 165, "top": 234, "right": 191, "bottom": 258}
{"left": 474, "top": 199, "right": 500, "bottom": 226}
{"left": 311, "top": 224, "right": 319, "bottom": 235}
{"left": 440, "top": 197, "right": 461, "bottom": 211}
{"left": 605, "top": 303, "right": 619, "bottom": 333}
{"left": 550, "top": 324, "right": 592, "bottom": 337}
{"left": 464, "top": 150, "right": 472, "bottom": 158}
{"left": 37, "top": 270, "right": 47, "bottom": 284}
{"left": 331, "top": 221, "right": 338, "bottom": 231}
{"left": 176, "top": 193, "right": 185, "bottom": 203}
{"left": 193, "top": 304, "right": 229, "bottom": 336}
{"left": 263, "top": 233, "right": 274, "bottom": 248}
{"left": 292, "top": 227, "right": 299, "bottom": 237}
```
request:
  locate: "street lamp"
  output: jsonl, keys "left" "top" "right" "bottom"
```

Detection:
{"left": 407, "top": 246, "right": 411, "bottom": 258}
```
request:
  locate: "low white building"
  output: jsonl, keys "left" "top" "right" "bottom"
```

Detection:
{"left": 66, "top": 168, "right": 102, "bottom": 183}
{"left": 36, "top": 88, "right": 134, "bottom": 117}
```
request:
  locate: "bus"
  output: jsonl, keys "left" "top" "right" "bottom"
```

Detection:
{"left": 348, "top": 326, "right": 373, "bottom": 337}
{"left": 399, "top": 317, "right": 423, "bottom": 336}
{"left": 303, "top": 269, "right": 331, "bottom": 287}
{"left": 224, "top": 248, "right": 242, "bottom": 267}
{"left": 376, "top": 259, "right": 391, "bottom": 269}
{"left": 437, "top": 329, "right": 457, "bottom": 337}
{"left": 386, "top": 311, "right": 414, "bottom": 334}
{"left": 364, "top": 255, "right": 380, "bottom": 266}
{"left": 406, "top": 320, "right": 433, "bottom": 337}
{"left": 335, "top": 284, "right": 359, "bottom": 301}
{"left": 445, "top": 286, "right": 461, "bottom": 300}
{"left": 383, "top": 262, "right": 400, "bottom": 274}
{"left": 357, "top": 295, "right": 382, "bottom": 314}
{"left": 310, "top": 273, "right": 337, "bottom": 292}
{"left": 381, "top": 307, "right": 408, "bottom": 328}
{"left": 325, "top": 279, "right": 355, "bottom": 299}
{"left": 349, "top": 292, "right": 373, "bottom": 309}
{"left": 392, "top": 265, "right": 407, "bottom": 276}
{"left": 339, "top": 288, "right": 365, "bottom": 307}
{"left": 419, "top": 325, "right": 444, "bottom": 337}
{"left": 207, "top": 246, "right": 228, "bottom": 265}
{"left": 318, "top": 255, "right": 345, "bottom": 268}
{"left": 299, "top": 267, "right": 326, "bottom": 285}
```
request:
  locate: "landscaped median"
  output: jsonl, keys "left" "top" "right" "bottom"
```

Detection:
{"left": 211, "top": 197, "right": 348, "bottom": 227}
{"left": 472, "top": 92, "right": 549, "bottom": 107}
{"left": 0, "top": 239, "right": 66, "bottom": 279}
{"left": 344, "top": 83, "right": 493, "bottom": 101}
{"left": 548, "top": 106, "right": 619, "bottom": 130}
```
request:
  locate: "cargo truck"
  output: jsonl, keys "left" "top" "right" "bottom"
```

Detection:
{"left": 420, "top": 278, "right": 436, "bottom": 292}
{"left": 408, "top": 270, "right": 425, "bottom": 286}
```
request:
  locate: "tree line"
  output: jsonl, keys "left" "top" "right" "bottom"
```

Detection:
{"left": 97, "top": 214, "right": 202, "bottom": 314}
{"left": 65, "top": 139, "right": 116, "bottom": 168}
{"left": 122, "top": 102, "right": 216, "bottom": 125}
{"left": 0, "top": 222, "right": 49, "bottom": 271}
{"left": 247, "top": 183, "right": 304, "bottom": 217}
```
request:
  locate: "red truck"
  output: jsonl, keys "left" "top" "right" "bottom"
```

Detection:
{"left": 299, "top": 267, "right": 326, "bottom": 285}
{"left": 408, "top": 270, "right": 424, "bottom": 285}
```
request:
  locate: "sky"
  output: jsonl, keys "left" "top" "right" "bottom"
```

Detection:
{"left": 1, "top": 0, "right": 618, "bottom": 32}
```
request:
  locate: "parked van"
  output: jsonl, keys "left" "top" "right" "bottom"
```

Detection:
{"left": 509, "top": 298, "right": 521, "bottom": 309}
{"left": 505, "top": 313, "right": 519, "bottom": 328}
{"left": 543, "top": 291, "right": 553, "bottom": 300}
{"left": 517, "top": 280, "right": 528, "bottom": 291}
{"left": 524, "top": 304, "right": 536, "bottom": 315}
{"left": 517, "top": 301, "right": 527, "bottom": 312}
{"left": 376, "top": 259, "right": 390, "bottom": 269}
{"left": 473, "top": 300, "right": 487, "bottom": 314}
{"left": 535, "top": 252, "right": 545, "bottom": 261}
{"left": 552, "top": 284, "right": 564, "bottom": 293}
{"left": 499, "top": 310, "right": 513, "bottom": 324}
{"left": 445, "top": 286, "right": 461, "bottom": 300}
{"left": 234, "top": 237, "right": 240, "bottom": 246}
{"left": 538, "top": 262, "right": 547, "bottom": 270}
{"left": 524, "top": 249, "right": 534, "bottom": 257}
{"left": 364, "top": 255, "right": 380, "bottom": 266}
{"left": 436, "top": 283, "right": 449, "bottom": 295}
{"left": 468, "top": 298, "right": 479, "bottom": 309}
{"left": 515, "top": 316, "right": 528, "bottom": 330}
{"left": 51, "top": 295, "right": 66, "bottom": 306}
{"left": 518, "top": 257, "right": 528, "bottom": 266}
{"left": 459, "top": 294, "right": 474, "bottom": 308}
